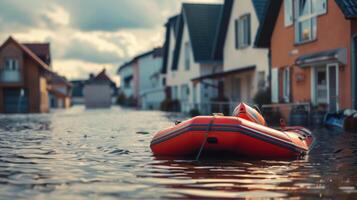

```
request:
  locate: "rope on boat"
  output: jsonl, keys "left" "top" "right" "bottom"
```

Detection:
{"left": 195, "top": 116, "right": 215, "bottom": 161}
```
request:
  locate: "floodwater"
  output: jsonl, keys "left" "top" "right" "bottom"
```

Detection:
{"left": 0, "top": 106, "right": 356, "bottom": 199}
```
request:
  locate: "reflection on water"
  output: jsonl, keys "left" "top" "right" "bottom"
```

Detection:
{"left": 0, "top": 106, "right": 356, "bottom": 199}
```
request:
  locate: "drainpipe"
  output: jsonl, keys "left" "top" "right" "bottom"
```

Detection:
{"left": 352, "top": 34, "right": 357, "bottom": 109}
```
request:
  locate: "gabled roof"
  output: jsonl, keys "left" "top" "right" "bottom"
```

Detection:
{"left": 255, "top": 0, "right": 357, "bottom": 48}
{"left": 161, "top": 15, "right": 179, "bottom": 74}
{"left": 171, "top": 14, "right": 184, "bottom": 70}
{"left": 88, "top": 69, "right": 116, "bottom": 87}
{"left": 48, "top": 72, "right": 72, "bottom": 87}
{"left": 184, "top": 3, "right": 223, "bottom": 62}
{"left": 212, "top": 0, "right": 268, "bottom": 60}
{"left": 335, "top": 0, "right": 357, "bottom": 18}
{"left": 23, "top": 43, "right": 51, "bottom": 66}
{"left": 171, "top": 3, "right": 223, "bottom": 70}
{"left": 212, "top": 0, "right": 234, "bottom": 60}
{"left": 252, "top": 0, "right": 269, "bottom": 23}
{"left": 118, "top": 47, "right": 162, "bottom": 73}
{"left": 0, "top": 36, "right": 51, "bottom": 72}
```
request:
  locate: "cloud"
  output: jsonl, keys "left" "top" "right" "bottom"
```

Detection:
{"left": 0, "top": 0, "right": 222, "bottom": 81}
{"left": 61, "top": 0, "right": 164, "bottom": 32}
{"left": 63, "top": 40, "right": 122, "bottom": 64}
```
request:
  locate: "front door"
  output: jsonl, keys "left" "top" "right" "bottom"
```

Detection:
{"left": 327, "top": 63, "right": 339, "bottom": 112}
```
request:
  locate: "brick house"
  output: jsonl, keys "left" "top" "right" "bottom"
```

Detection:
{"left": 0, "top": 36, "right": 53, "bottom": 113}
{"left": 256, "top": 0, "right": 357, "bottom": 112}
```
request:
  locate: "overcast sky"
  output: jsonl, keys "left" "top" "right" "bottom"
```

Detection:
{"left": 0, "top": 0, "right": 222, "bottom": 84}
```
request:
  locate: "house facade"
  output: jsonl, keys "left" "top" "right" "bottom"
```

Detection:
{"left": 83, "top": 69, "right": 116, "bottom": 108}
{"left": 0, "top": 37, "right": 52, "bottom": 113}
{"left": 166, "top": 3, "right": 223, "bottom": 114}
{"left": 210, "top": 0, "right": 269, "bottom": 110}
{"left": 137, "top": 48, "right": 165, "bottom": 110}
{"left": 118, "top": 61, "right": 135, "bottom": 102}
{"left": 48, "top": 73, "right": 72, "bottom": 109}
{"left": 256, "top": 0, "right": 357, "bottom": 112}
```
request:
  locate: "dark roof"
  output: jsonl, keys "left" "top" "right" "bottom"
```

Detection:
{"left": 49, "top": 72, "right": 72, "bottom": 87}
{"left": 171, "top": 3, "right": 223, "bottom": 70}
{"left": 254, "top": 0, "right": 282, "bottom": 48}
{"left": 171, "top": 14, "right": 184, "bottom": 70}
{"left": 184, "top": 3, "right": 223, "bottom": 62}
{"left": 213, "top": 0, "right": 268, "bottom": 59}
{"left": 22, "top": 43, "right": 51, "bottom": 66}
{"left": 191, "top": 65, "right": 256, "bottom": 82}
{"left": 212, "top": 0, "right": 234, "bottom": 60}
{"left": 0, "top": 36, "right": 51, "bottom": 72}
{"left": 255, "top": 0, "right": 357, "bottom": 48}
{"left": 161, "top": 15, "right": 179, "bottom": 74}
{"left": 252, "top": 0, "right": 269, "bottom": 23}
{"left": 335, "top": 0, "right": 357, "bottom": 18}
{"left": 88, "top": 69, "right": 116, "bottom": 86}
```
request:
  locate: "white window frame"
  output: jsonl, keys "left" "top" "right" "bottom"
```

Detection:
{"left": 311, "top": 63, "right": 339, "bottom": 111}
{"left": 235, "top": 14, "right": 251, "bottom": 49}
{"left": 283, "top": 67, "right": 290, "bottom": 103}
{"left": 284, "top": 0, "right": 293, "bottom": 27}
{"left": 294, "top": 0, "right": 327, "bottom": 44}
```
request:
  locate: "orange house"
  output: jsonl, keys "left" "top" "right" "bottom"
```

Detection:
{"left": 0, "top": 36, "right": 52, "bottom": 113}
{"left": 256, "top": 0, "right": 357, "bottom": 112}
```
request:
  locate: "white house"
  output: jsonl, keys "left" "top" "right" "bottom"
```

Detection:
{"left": 166, "top": 3, "right": 223, "bottom": 114}
{"left": 211, "top": 0, "right": 269, "bottom": 111}
{"left": 117, "top": 61, "right": 134, "bottom": 99}
{"left": 137, "top": 48, "right": 165, "bottom": 110}
{"left": 83, "top": 69, "right": 116, "bottom": 108}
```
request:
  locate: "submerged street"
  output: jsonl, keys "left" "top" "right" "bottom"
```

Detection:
{"left": 0, "top": 107, "right": 356, "bottom": 199}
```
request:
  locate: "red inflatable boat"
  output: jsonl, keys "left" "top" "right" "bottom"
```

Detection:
{"left": 150, "top": 103, "right": 314, "bottom": 159}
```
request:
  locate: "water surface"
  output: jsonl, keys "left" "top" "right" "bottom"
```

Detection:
{"left": 0, "top": 106, "right": 356, "bottom": 199}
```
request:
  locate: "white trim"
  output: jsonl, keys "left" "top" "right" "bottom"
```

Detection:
{"left": 311, "top": 66, "right": 316, "bottom": 105}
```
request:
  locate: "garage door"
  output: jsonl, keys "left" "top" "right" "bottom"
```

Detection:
{"left": 4, "top": 89, "right": 29, "bottom": 113}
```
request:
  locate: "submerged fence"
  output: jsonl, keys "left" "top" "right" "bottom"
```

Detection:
{"left": 181, "top": 101, "right": 325, "bottom": 127}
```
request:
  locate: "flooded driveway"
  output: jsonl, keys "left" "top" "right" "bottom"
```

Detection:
{"left": 0, "top": 106, "right": 356, "bottom": 199}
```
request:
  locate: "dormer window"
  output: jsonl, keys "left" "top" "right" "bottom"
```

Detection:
{"left": 1, "top": 58, "right": 21, "bottom": 82}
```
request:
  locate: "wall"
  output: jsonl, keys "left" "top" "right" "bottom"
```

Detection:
{"left": 119, "top": 65, "right": 134, "bottom": 98}
{"left": 223, "top": 0, "right": 269, "bottom": 99}
{"left": 83, "top": 84, "right": 112, "bottom": 108}
{"left": 271, "top": 0, "right": 352, "bottom": 108}
{"left": 166, "top": 20, "right": 201, "bottom": 111}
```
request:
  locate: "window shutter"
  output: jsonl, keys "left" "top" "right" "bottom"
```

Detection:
{"left": 247, "top": 14, "right": 251, "bottom": 46}
{"left": 235, "top": 19, "right": 239, "bottom": 49}
{"left": 271, "top": 68, "right": 279, "bottom": 103}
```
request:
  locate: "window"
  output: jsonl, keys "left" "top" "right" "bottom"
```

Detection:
{"left": 284, "top": 0, "right": 293, "bottom": 26}
{"left": 235, "top": 14, "right": 251, "bottom": 49}
{"left": 184, "top": 42, "right": 190, "bottom": 70}
{"left": 282, "top": 67, "right": 290, "bottom": 102}
{"left": 172, "top": 86, "right": 178, "bottom": 100}
{"left": 1, "top": 58, "right": 20, "bottom": 82}
{"left": 123, "top": 76, "right": 132, "bottom": 89}
{"left": 257, "top": 71, "right": 266, "bottom": 89}
{"left": 271, "top": 69, "right": 279, "bottom": 103}
{"left": 180, "top": 84, "right": 189, "bottom": 101}
{"left": 294, "top": 0, "right": 326, "bottom": 43}
{"left": 4, "top": 59, "right": 19, "bottom": 71}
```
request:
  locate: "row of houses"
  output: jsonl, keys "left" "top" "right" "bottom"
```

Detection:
{"left": 118, "top": 0, "right": 357, "bottom": 118}
{"left": 0, "top": 36, "right": 72, "bottom": 113}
